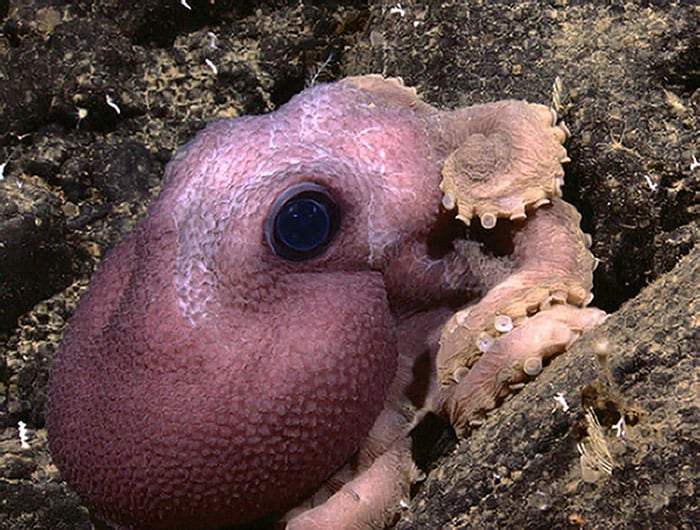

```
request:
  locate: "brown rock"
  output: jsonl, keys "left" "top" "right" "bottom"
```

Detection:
{"left": 0, "top": 0, "right": 696, "bottom": 528}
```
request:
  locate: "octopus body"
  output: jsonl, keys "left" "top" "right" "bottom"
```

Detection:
{"left": 46, "top": 75, "right": 605, "bottom": 529}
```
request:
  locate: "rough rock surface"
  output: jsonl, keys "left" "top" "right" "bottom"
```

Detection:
{"left": 0, "top": 176, "right": 75, "bottom": 330}
{"left": 0, "top": 1, "right": 697, "bottom": 528}
{"left": 398, "top": 244, "right": 699, "bottom": 529}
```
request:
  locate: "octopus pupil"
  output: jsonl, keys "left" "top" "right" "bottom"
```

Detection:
{"left": 276, "top": 198, "right": 330, "bottom": 252}
{"left": 266, "top": 182, "right": 340, "bottom": 261}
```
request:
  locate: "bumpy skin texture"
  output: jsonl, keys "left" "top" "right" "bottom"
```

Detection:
{"left": 46, "top": 76, "right": 605, "bottom": 529}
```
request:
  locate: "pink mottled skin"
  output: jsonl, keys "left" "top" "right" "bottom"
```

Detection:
{"left": 46, "top": 76, "right": 605, "bottom": 529}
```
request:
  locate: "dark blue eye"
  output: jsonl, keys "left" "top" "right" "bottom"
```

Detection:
{"left": 265, "top": 182, "right": 340, "bottom": 261}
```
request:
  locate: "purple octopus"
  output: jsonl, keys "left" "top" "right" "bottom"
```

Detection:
{"left": 47, "top": 75, "right": 605, "bottom": 529}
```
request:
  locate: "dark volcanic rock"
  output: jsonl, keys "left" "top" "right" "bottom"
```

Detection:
{"left": 0, "top": 176, "right": 74, "bottom": 331}
{"left": 0, "top": 0, "right": 697, "bottom": 528}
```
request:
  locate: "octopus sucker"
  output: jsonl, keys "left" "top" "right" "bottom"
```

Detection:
{"left": 479, "top": 211, "right": 498, "bottom": 229}
{"left": 477, "top": 332, "right": 495, "bottom": 353}
{"left": 441, "top": 193, "right": 456, "bottom": 210}
{"left": 523, "top": 357, "right": 544, "bottom": 376}
{"left": 494, "top": 315, "right": 514, "bottom": 333}
{"left": 509, "top": 206, "right": 527, "bottom": 221}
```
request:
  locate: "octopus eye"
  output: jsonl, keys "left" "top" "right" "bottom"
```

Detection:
{"left": 265, "top": 182, "right": 340, "bottom": 261}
